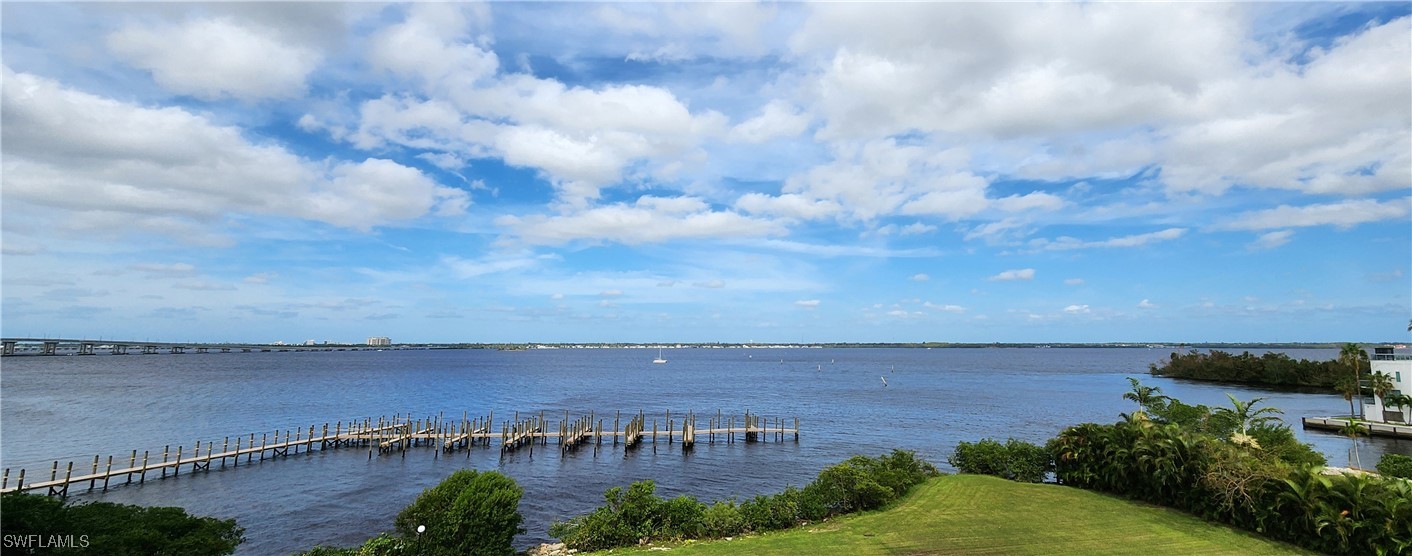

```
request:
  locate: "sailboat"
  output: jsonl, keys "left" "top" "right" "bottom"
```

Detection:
{"left": 652, "top": 348, "right": 667, "bottom": 364}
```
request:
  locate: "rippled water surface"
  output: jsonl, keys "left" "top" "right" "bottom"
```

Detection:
{"left": 2, "top": 347, "right": 1406, "bottom": 554}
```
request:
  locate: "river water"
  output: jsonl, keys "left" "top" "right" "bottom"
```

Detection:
{"left": 1, "top": 347, "right": 1406, "bottom": 554}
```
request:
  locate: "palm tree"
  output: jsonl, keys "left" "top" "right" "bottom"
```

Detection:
{"left": 1387, "top": 393, "right": 1412, "bottom": 423}
{"left": 1214, "top": 393, "right": 1284, "bottom": 435}
{"left": 1122, "top": 377, "right": 1169, "bottom": 417}
{"left": 1369, "top": 371, "right": 1396, "bottom": 421}
{"left": 1338, "top": 343, "right": 1368, "bottom": 418}
{"left": 1338, "top": 420, "right": 1367, "bottom": 469}
{"left": 1334, "top": 374, "right": 1359, "bottom": 420}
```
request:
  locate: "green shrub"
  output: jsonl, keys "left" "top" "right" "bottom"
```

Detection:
{"left": 807, "top": 458, "right": 895, "bottom": 515}
{"left": 792, "top": 483, "right": 829, "bottom": 522}
{"left": 806, "top": 450, "right": 939, "bottom": 516}
{"left": 296, "top": 547, "right": 356, "bottom": 556}
{"left": 549, "top": 503, "right": 636, "bottom": 551}
{"left": 871, "top": 449, "right": 942, "bottom": 493}
{"left": 395, "top": 469, "right": 524, "bottom": 556}
{"left": 296, "top": 534, "right": 405, "bottom": 556}
{"left": 1244, "top": 423, "right": 1326, "bottom": 467}
{"left": 1048, "top": 415, "right": 1412, "bottom": 555}
{"left": 551, "top": 480, "right": 670, "bottom": 550}
{"left": 700, "top": 500, "right": 745, "bottom": 538}
{"left": 0, "top": 492, "right": 244, "bottom": 555}
{"left": 552, "top": 450, "right": 939, "bottom": 551}
{"left": 950, "top": 438, "right": 1051, "bottom": 483}
{"left": 657, "top": 495, "right": 706, "bottom": 540}
{"left": 1376, "top": 453, "right": 1412, "bottom": 479}
{"left": 740, "top": 489, "right": 801, "bottom": 532}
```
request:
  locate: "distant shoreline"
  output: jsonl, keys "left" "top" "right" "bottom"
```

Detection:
{"left": 459, "top": 341, "right": 1367, "bottom": 350}
{"left": 3, "top": 340, "right": 1379, "bottom": 357}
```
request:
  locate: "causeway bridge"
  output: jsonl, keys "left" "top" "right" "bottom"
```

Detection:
{"left": 0, "top": 337, "right": 395, "bottom": 356}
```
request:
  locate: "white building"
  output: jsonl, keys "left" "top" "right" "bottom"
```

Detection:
{"left": 1363, "top": 345, "right": 1412, "bottom": 423}
{"left": 366, "top": 337, "right": 391, "bottom": 346}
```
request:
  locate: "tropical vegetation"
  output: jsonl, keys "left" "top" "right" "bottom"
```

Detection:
{"left": 1039, "top": 381, "right": 1409, "bottom": 555}
{"left": 948, "top": 438, "right": 1051, "bottom": 483}
{"left": 299, "top": 469, "right": 524, "bottom": 556}
{"left": 1149, "top": 349, "right": 1354, "bottom": 389}
{"left": 609, "top": 474, "right": 1309, "bottom": 555}
{"left": 549, "top": 450, "right": 938, "bottom": 551}
{"left": 0, "top": 492, "right": 244, "bottom": 555}
{"left": 1377, "top": 453, "right": 1412, "bottom": 480}
{"left": 1339, "top": 343, "right": 1370, "bottom": 414}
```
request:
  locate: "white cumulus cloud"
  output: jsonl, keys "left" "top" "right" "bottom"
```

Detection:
{"left": 1220, "top": 199, "right": 1411, "bottom": 231}
{"left": 495, "top": 196, "right": 785, "bottom": 246}
{"left": 989, "top": 268, "right": 1036, "bottom": 281}
{"left": 1248, "top": 230, "right": 1295, "bottom": 251}
{"left": 1, "top": 68, "right": 468, "bottom": 240}
{"left": 108, "top": 18, "right": 321, "bottom": 100}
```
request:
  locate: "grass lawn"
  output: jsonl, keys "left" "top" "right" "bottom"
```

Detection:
{"left": 607, "top": 474, "right": 1311, "bottom": 555}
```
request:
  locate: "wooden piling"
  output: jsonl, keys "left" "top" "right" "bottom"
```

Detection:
{"left": 60, "top": 462, "right": 73, "bottom": 497}
{"left": 0, "top": 407, "right": 799, "bottom": 497}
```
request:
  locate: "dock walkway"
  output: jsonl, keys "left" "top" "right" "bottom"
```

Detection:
{"left": 1, "top": 409, "right": 798, "bottom": 497}
{"left": 1302, "top": 417, "right": 1412, "bottom": 440}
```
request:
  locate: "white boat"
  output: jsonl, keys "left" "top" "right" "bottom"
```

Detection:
{"left": 653, "top": 348, "right": 667, "bottom": 364}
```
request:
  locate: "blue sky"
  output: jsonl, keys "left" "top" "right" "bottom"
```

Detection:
{"left": 2, "top": 2, "right": 1409, "bottom": 344}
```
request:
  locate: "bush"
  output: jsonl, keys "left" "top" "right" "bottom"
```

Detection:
{"left": 395, "top": 469, "right": 524, "bottom": 556}
{"left": 871, "top": 449, "right": 942, "bottom": 494}
{"left": 1377, "top": 453, "right": 1412, "bottom": 479}
{"left": 740, "top": 490, "right": 800, "bottom": 532}
{"left": 806, "top": 457, "right": 895, "bottom": 515}
{"left": 550, "top": 480, "right": 671, "bottom": 550}
{"left": 1048, "top": 417, "right": 1412, "bottom": 555}
{"left": 656, "top": 495, "right": 706, "bottom": 540}
{"left": 552, "top": 450, "right": 939, "bottom": 551}
{"left": 0, "top": 492, "right": 244, "bottom": 555}
{"left": 297, "top": 534, "right": 406, "bottom": 556}
{"left": 1244, "top": 423, "right": 1326, "bottom": 467}
{"left": 807, "top": 450, "right": 939, "bottom": 515}
{"left": 699, "top": 500, "right": 745, "bottom": 538}
{"left": 949, "top": 438, "right": 1051, "bottom": 483}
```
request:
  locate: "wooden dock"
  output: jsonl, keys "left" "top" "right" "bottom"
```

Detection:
{"left": 1302, "top": 417, "right": 1412, "bottom": 440}
{"left": 0, "top": 409, "right": 798, "bottom": 497}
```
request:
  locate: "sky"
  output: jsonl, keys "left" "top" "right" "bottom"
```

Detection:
{"left": 1, "top": 2, "right": 1409, "bottom": 345}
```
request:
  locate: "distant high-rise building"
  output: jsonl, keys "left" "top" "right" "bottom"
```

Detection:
{"left": 367, "top": 337, "right": 391, "bottom": 346}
